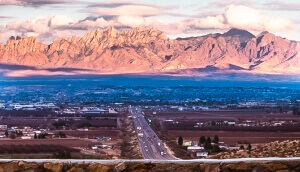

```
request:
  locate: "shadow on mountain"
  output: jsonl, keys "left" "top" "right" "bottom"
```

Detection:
{"left": 0, "top": 63, "right": 93, "bottom": 72}
{"left": 46, "top": 67, "right": 93, "bottom": 72}
{"left": 226, "top": 64, "right": 245, "bottom": 70}
{"left": 193, "top": 66, "right": 219, "bottom": 72}
{"left": 0, "top": 64, "right": 37, "bottom": 70}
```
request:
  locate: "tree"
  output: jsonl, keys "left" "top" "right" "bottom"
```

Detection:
{"left": 52, "top": 121, "right": 66, "bottom": 130}
{"left": 9, "top": 133, "right": 16, "bottom": 139}
{"left": 247, "top": 144, "right": 252, "bottom": 153}
{"left": 57, "top": 131, "right": 66, "bottom": 138}
{"left": 213, "top": 145, "right": 221, "bottom": 152}
{"left": 240, "top": 145, "right": 244, "bottom": 150}
{"left": 204, "top": 137, "right": 212, "bottom": 150}
{"left": 211, "top": 121, "right": 216, "bottom": 126}
{"left": 4, "top": 131, "right": 8, "bottom": 137}
{"left": 34, "top": 133, "right": 37, "bottom": 139}
{"left": 206, "top": 137, "right": 211, "bottom": 144}
{"left": 178, "top": 136, "right": 183, "bottom": 146}
{"left": 38, "top": 133, "right": 47, "bottom": 139}
{"left": 199, "top": 136, "right": 206, "bottom": 146}
{"left": 15, "top": 131, "right": 23, "bottom": 136}
{"left": 213, "top": 135, "right": 219, "bottom": 144}
{"left": 293, "top": 108, "right": 300, "bottom": 115}
{"left": 279, "top": 107, "right": 283, "bottom": 113}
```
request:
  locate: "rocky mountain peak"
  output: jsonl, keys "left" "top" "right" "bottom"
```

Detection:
{"left": 0, "top": 27, "right": 299, "bottom": 74}
{"left": 222, "top": 28, "right": 255, "bottom": 47}
{"left": 107, "top": 27, "right": 119, "bottom": 37}
{"left": 223, "top": 28, "right": 255, "bottom": 39}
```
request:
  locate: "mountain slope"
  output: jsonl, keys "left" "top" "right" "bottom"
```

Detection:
{"left": 0, "top": 27, "right": 299, "bottom": 74}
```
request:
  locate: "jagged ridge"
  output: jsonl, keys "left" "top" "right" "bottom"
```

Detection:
{"left": 0, "top": 27, "right": 299, "bottom": 74}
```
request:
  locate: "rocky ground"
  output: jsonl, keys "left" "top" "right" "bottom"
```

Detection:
{"left": 0, "top": 159, "right": 300, "bottom": 172}
{"left": 209, "top": 140, "right": 300, "bottom": 159}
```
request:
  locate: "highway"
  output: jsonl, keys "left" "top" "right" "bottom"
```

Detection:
{"left": 129, "top": 107, "right": 175, "bottom": 160}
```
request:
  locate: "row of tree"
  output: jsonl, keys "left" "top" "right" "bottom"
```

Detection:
{"left": 178, "top": 135, "right": 253, "bottom": 154}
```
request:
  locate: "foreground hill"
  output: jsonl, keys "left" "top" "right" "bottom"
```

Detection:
{"left": 0, "top": 27, "right": 299, "bottom": 74}
{"left": 210, "top": 140, "right": 300, "bottom": 159}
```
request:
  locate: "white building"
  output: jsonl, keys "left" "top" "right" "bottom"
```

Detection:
{"left": 0, "top": 125, "right": 7, "bottom": 130}
{"left": 187, "top": 146, "right": 204, "bottom": 152}
{"left": 196, "top": 152, "right": 208, "bottom": 158}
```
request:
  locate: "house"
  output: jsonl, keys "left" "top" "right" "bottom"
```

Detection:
{"left": 219, "top": 146, "right": 229, "bottom": 150}
{"left": 21, "top": 136, "right": 32, "bottom": 139}
{"left": 228, "top": 147, "right": 240, "bottom": 150}
{"left": 91, "top": 146, "right": 98, "bottom": 150}
{"left": 101, "top": 145, "right": 112, "bottom": 149}
{"left": 97, "top": 136, "right": 112, "bottom": 141}
{"left": 187, "top": 146, "right": 204, "bottom": 152}
{"left": 196, "top": 152, "right": 208, "bottom": 158}
{"left": 224, "top": 121, "right": 236, "bottom": 126}
{"left": 184, "top": 141, "right": 194, "bottom": 147}
{"left": 109, "top": 108, "right": 118, "bottom": 114}
{"left": 0, "top": 125, "right": 7, "bottom": 130}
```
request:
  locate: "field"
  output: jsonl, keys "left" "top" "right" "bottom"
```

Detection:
{"left": 0, "top": 138, "right": 95, "bottom": 147}
{"left": 64, "top": 129, "right": 120, "bottom": 139}
{"left": 150, "top": 110, "right": 300, "bottom": 146}
{"left": 168, "top": 131, "right": 300, "bottom": 145}
{"left": 152, "top": 110, "right": 300, "bottom": 121}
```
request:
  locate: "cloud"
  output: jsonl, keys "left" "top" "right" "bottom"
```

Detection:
{"left": 91, "top": 5, "right": 161, "bottom": 17}
{"left": 204, "top": 0, "right": 255, "bottom": 9}
{"left": 4, "top": 14, "right": 151, "bottom": 43}
{"left": 0, "top": 16, "right": 15, "bottom": 19}
{"left": 262, "top": 0, "right": 300, "bottom": 11}
{"left": 2, "top": 4, "right": 293, "bottom": 44}
{"left": 6, "top": 15, "right": 78, "bottom": 43}
{"left": 0, "top": 25, "right": 11, "bottom": 43}
{"left": 0, "top": 0, "right": 78, "bottom": 6}
{"left": 87, "top": 0, "right": 176, "bottom": 10}
{"left": 183, "top": 5, "right": 292, "bottom": 32}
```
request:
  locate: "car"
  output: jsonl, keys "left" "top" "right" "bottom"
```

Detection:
{"left": 146, "top": 149, "right": 148, "bottom": 151}
{"left": 145, "top": 145, "right": 147, "bottom": 147}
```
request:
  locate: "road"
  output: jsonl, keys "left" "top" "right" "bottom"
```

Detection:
{"left": 129, "top": 107, "right": 175, "bottom": 160}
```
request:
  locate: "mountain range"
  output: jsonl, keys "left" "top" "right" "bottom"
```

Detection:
{"left": 0, "top": 27, "right": 299, "bottom": 75}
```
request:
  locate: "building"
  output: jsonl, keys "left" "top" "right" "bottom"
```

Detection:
{"left": 81, "top": 107, "right": 109, "bottom": 114}
{"left": 187, "top": 146, "right": 204, "bottom": 153}
{"left": 196, "top": 152, "right": 208, "bottom": 158}
{"left": 0, "top": 125, "right": 7, "bottom": 130}
{"left": 184, "top": 141, "right": 194, "bottom": 147}
{"left": 97, "top": 136, "right": 112, "bottom": 141}
{"left": 109, "top": 108, "right": 118, "bottom": 114}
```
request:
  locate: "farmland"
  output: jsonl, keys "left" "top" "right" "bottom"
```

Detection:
{"left": 0, "top": 138, "right": 94, "bottom": 147}
{"left": 168, "top": 131, "right": 300, "bottom": 145}
{"left": 64, "top": 129, "right": 120, "bottom": 139}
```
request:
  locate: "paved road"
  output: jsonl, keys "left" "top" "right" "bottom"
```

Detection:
{"left": 130, "top": 107, "right": 175, "bottom": 160}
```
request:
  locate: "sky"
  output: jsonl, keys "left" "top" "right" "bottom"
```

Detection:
{"left": 0, "top": 0, "right": 299, "bottom": 44}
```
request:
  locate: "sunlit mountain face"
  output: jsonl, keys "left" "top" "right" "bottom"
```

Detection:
{"left": 0, "top": 27, "right": 299, "bottom": 76}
